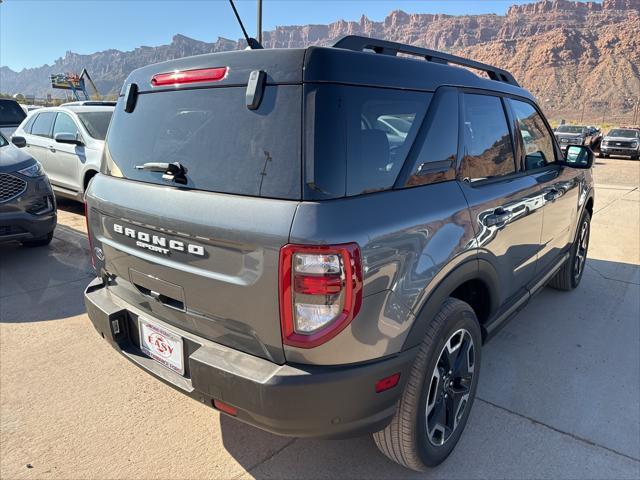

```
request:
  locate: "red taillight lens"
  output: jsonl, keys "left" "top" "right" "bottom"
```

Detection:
{"left": 84, "top": 201, "right": 95, "bottom": 270}
{"left": 375, "top": 373, "right": 401, "bottom": 393}
{"left": 279, "top": 243, "right": 362, "bottom": 349}
{"left": 213, "top": 400, "right": 238, "bottom": 416}
{"left": 151, "top": 67, "right": 228, "bottom": 86}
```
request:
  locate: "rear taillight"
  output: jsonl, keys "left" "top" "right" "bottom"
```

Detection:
{"left": 84, "top": 201, "right": 95, "bottom": 270}
{"left": 279, "top": 243, "right": 362, "bottom": 348}
{"left": 151, "top": 67, "right": 228, "bottom": 86}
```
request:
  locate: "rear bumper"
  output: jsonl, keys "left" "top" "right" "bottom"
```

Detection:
{"left": 84, "top": 277, "right": 417, "bottom": 438}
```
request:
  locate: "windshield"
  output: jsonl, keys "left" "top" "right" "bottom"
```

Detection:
{"left": 77, "top": 111, "right": 113, "bottom": 140}
{"left": 0, "top": 99, "right": 27, "bottom": 127}
{"left": 555, "top": 125, "right": 584, "bottom": 134}
{"left": 607, "top": 129, "right": 638, "bottom": 138}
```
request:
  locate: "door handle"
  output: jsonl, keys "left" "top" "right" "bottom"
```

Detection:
{"left": 48, "top": 145, "right": 56, "bottom": 153}
{"left": 545, "top": 189, "right": 561, "bottom": 201}
{"left": 484, "top": 209, "right": 513, "bottom": 227}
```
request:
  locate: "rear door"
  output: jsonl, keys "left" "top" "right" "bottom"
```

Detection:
{"left": 24, "top": 111, "right": 56, "bottom": 180}
{"left": 457, "top": 92, "right": 545, "bottom": 305}
{"left": 50, "top": 112, "right": 82, "bottom": 192}
{"left": 88, "top": 80, "right": 302, "bottom": 365}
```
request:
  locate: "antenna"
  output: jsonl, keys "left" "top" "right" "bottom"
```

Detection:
{"left": 257, "top": 0, "right": 263, "bottom": 45}
{"left": 228, "top": 0, "right": 263, "bottom": 49}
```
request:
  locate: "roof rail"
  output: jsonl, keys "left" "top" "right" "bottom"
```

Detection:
{"left": 332, "top": 35, "right": 519, "bottom": 87}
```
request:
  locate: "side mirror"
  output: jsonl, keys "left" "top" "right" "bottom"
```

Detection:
{"left": 562, "top": 145, "right": 593, "bottom": 169}
{"left": 54, "top": 132, "right": 84, "bottom": 146}
{"left": 11, "top": 136, "right": 27, "bottom": 148}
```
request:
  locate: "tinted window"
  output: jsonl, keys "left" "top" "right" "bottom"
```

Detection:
{"left": 53, "top": 113, "right": 79, "bottom": 138}
{"left": 510, "top": 99, "right": 556, "bottom": 170}
{"left": 0, "top": 133, "right": 8, "bottom": 147}
{"left": 406, "top": 89, "right": 458, "bottom": 187}
{"left": 0, "top": 99, "right": 26, "bottom": 126}
{"left": 461, "top": 94, "right": 515, "bottom": 182}
{"left": 77, "top": 111, "right": 113, "bottom": 140}
{"left": 306, "top": 85, "right": 431, "bottom": 198}
{"left": 23, "top": 115, "right": 37, "bottom": 134}
{"left": 30, "top": 112, "right": 56, "bottom": 137}
{"left": 105, "top": 86, "right": 301, "bottom": 200}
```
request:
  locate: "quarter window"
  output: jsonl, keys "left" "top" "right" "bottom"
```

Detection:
{"left": 406, "top": 89, "right": 458, "bottom": 187}
{"left": 509, "top": 99, "right": 556, "bottom": 170}
{"left": 461, "top": 94, "right": 515, "bottom": 182}
{"left": 30, "top": 112, "right": 56, "bottom": 138}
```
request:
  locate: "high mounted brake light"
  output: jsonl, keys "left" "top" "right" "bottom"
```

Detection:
{"left": 279, "top": 243, "right": 362, "bottom": 348}
{"left": 151, "top": 67, "right": 228, "bottom": 87}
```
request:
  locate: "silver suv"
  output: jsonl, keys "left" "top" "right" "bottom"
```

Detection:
{"left": 84, "top": 36, "right": 595, "bottom": 471}
{"left": 600, "top": 128, "right": 640, "bottom": 159}
{"left": 12, "top": 104, "right": 114, "bottom": 201}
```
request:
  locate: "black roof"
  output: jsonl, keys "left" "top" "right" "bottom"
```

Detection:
{"left": 121, "top": 35, "right": 532, "bottom": 101}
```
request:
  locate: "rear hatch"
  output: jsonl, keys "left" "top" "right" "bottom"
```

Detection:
{"left": 86, "top": 49, "right": 305, "bottom": 364}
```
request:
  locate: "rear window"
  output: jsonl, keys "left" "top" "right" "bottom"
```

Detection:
{"left": 305, "top": 85, "right": 431, "bottom": 198}
{"left": 0, "top": 99, "right": 26, "bottom": 127}
{"left": 104, "top": 86, "right": 301, "bottom": 199}
{"left": 77, "top": 111, "right": 113, "bottom": 140}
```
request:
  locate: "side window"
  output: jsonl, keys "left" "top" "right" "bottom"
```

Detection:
{"left": 23, "top": 114, "right": 37, "bottom": 134}
{"left": 53, "top": 113, "right": 79, "bottom": 139}
{"left": 509, "top": 99, "right": 556, "bottom": 170}
{"left": 30, "top": 112, "right": 56, "bottom": 138}
{"left": 461, "top": 94, "right": 515, "bottom": 182}
{"left": 406, "top": 89, "right": 458, "bottom": 187}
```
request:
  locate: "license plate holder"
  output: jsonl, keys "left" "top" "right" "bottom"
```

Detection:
{"left": 139, "top": 318, "right": 184, "bottom": 375}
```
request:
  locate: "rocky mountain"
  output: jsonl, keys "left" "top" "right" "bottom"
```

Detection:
{"left": 1, "top": 0, "right": 639, "bottom": 122}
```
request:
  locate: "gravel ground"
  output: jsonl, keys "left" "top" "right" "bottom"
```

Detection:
{"left": 1, "top": 158, "right": 639, "bottom": 479}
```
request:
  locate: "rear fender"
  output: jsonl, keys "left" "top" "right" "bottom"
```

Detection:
{"left": 402, "top": 258, "right": 499, "bottom": 349}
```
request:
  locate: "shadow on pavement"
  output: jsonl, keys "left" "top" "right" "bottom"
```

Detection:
{"left": 0, "top": 226, "right": 93, "bottom": 322}
{"left": 56, "top": 197, "right": 85, "bottom": 215}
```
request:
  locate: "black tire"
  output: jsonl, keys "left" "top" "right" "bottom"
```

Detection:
{"left": 548, "top": 211, "right": 591, "bottom": 291}
{"left": 599, "top": 152, "right": 607, "bottom": 158}
{"left": 373, "top": 298, "right": 482, "bottom": 471}
{"left": 21, "top": 231, "right": 54, "bottom": 247}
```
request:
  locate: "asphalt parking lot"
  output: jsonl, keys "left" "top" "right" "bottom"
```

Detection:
{"left": 1, "top": 158, "right": 639, "bottom": 479}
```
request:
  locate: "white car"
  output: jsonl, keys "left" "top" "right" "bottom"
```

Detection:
{"left": 11, "top": 104, "right": 114, "bottom": 201}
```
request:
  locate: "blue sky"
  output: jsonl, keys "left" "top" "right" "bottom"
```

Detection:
{"left": 1, "top": 0, "right": 597, "bottom": 71}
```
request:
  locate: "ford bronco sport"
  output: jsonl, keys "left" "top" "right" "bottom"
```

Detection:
{"left": 84, "top": 36, "right": 595, "bottom": 470}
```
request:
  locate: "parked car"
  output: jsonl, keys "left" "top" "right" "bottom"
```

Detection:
{"left": 83, "top": 36, "right": 595, "bottom": 471}
{"left": 0, "top": 132, "right": 56, "bottom": 246}
{"left": 12, "top": 104, "right": 114, "bottom": 201}
{"left": 554, "top": 124, "right": 600, "bottom": 152}
{"left": 0, "top": 98, "right": 27, "bottom": 138}
{"left": 600, "top": 128, "right": 640, "bottom": 159}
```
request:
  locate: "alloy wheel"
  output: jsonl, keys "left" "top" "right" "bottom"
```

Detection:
{"left": 425, "top": 329, "right": 475, "bottom": 446}
{"left": 573, "top": 220, "right": 589, "bottom": 280}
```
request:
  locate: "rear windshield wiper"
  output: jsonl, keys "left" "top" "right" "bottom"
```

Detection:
{"left": 135, "top": 162, "right": 188, "bottom": 184}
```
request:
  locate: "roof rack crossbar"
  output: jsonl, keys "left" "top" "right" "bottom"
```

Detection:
{"left": 332, "top": 36, "right": 519, "bottom": 87}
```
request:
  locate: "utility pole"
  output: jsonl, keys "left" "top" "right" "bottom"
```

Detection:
{"left": 580, "top": 100, "right": 586, "bottom": 124}
{"left": 257, "top": 0, "right": 263, "bottom": 45}
{"left": 601, "top": 99, "right": 608, "bottom": 126}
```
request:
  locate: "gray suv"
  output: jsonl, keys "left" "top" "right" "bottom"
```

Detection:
{"left": 84, "top": 36, "right": 595, "bottom": 471}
